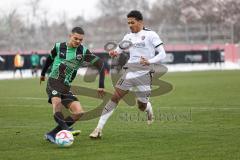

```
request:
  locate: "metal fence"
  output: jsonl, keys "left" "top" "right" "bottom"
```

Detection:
{"left": 87, "top": 23, "right": 234, "bottom": 49}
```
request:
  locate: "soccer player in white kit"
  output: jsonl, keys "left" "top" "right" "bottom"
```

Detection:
{"left": 90, "top": 10, "right": 166, "bottom": 138}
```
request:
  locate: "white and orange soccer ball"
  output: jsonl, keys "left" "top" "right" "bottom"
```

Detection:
{"left": 55, "top": 130, "right": 74, "bottom": 147}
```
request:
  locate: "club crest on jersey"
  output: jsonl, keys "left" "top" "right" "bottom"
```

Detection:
{"left": 60, "top": 52, "right": 65, "bottom": 56}
{"left": 76, "top": 54, "right": 83, "bottom": 60}
{"left": 141, "top": 36, "right": 145, "bottom": 40}
{"left": 52, "top": 90, "right": 58, "bottom": 95}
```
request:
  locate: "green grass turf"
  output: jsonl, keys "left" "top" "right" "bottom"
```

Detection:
{"left": 0, "top": 70, "right": 240, "bottom": 160}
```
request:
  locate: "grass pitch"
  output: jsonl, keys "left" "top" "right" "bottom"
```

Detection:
{"left": 0, "top": 70, "right": 240, "bottom": 160}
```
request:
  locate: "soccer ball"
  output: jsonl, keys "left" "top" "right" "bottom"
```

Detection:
{"left": 55, "top": 130, "right": 74, "bottom": 147}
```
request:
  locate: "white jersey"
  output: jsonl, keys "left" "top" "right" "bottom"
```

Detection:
{"left": 117, "top": 28, "right": 163, "bottom": 63}
{"left": 116, "top": 28, "right": 163, "bottom": 79}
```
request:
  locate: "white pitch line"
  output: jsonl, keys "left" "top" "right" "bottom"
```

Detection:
{"left": 118, "top": 106, "right": 240, "bottom": 110}
{"left": 158, "top": 107, "right": 240, "bottom": 110}
{"left": 0, "top": 97, "right": 239, "bottom": 110}
{"left": 1, "top": 104, "right": 47, "bottom": 108}
{"left": 0, "top": 97, "right": 46, "bottom": 100}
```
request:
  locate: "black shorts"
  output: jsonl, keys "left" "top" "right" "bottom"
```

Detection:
{"left": 46, "top": 78, "right": 78, "bottom": 107}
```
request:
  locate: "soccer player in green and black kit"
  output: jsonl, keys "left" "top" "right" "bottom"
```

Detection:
{"left": 30, "top": 51, "right": 40, "bottom": 77}
{"left": 40, "top": 27, "right": 105, "bottom": 143}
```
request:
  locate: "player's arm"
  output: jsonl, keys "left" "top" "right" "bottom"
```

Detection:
{"left": 109, "top": 35, "right": 129, "bottom": 57}
{"left": 140, "top": 44, "right": 166, "bottom": 66}
{"left": 40, "top": 44, "right": 57, "bottom": 84}
{"left": 149, "top": 44, "right": 166, "bottom": 63}
{"left": 149, "top": 32, "right": 167, "bottom": 63}
{"left": 140, "top": 32, "right": 166, "bottom": 65}
{"left": 109, "top": 46, "right": 122, "bottom": 57}
{"left": 85, "top": 50, "right": 105, "bottom": 97}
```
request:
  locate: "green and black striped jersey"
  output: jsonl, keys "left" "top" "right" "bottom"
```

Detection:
{"left": 42, "top": 42, "right": 103, "bottom": 86}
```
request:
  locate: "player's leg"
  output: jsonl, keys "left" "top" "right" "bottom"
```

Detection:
{"left": 47, "top": 95, "right": 83, "bottom": 137}
{"left": 98, "top": 87, "right": 128, "bottom": 129}
{"left": 68, "top": 101, "right": 84, "bottom": 121}
{"left": 33, "top": 66, "right": 38, "bottom": 77}
{"left": 45, "top": 78, "right": 84, "bottom": 143}
{"left": 89, "top": 87, "right": 128, "bottom": 138}
{"left": 51, "top": 97, "right": 70, "bottom": 130}
{"left": 44, "top": 82, "right": 70, "bottom": 143}
{"left": 35, "top": 67, "right": 38, "bottom": 77}
{"left": 135, "top": 73, "right": 154, "bottom": 124}
{"left": 137, "top": 100, "right": 154, "bottom": 125}
{"left": 13, "top": 67, "right": 17, "bottom": 78}
{"left": 19, "top": 68, "right": 23, "bottom": 78}
{"left": 67, "top": 101, "right": 84, "bottom": 136}
{"left": 90, "top": 71, "right": 132, "bottom": 138}
{"left": 45, "top": 97, "right": 70, "bottom": 143}
{"left": 31, "top": 66, "right": 34, "bottom": 76}
{"left": 136, "top": 88, "right": 154, "bottom": 124}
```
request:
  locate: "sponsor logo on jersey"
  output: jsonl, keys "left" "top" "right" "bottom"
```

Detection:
{"left": 133, "top": 42, "right": 145, "bottom": 48}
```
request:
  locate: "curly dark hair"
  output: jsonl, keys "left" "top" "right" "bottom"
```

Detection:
{"left": 127, "top": 10, "right": 143, "bottom": 21}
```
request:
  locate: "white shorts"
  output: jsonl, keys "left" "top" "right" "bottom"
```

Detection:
{"left": 115, "top": 70, "right": 152, "bottom": 103}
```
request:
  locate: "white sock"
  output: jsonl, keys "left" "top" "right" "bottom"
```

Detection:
{"left": 97, "top": 100, "right": 117, "bottom": 130}
{"left": 145, "top": 102, "right": 152, "bottom": 112}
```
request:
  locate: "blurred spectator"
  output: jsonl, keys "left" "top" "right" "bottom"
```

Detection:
{"left": 0, "top": 56, "right": 5, "bottom": 63}
{"left": 13, "top": 52, "right": 24, "bottom": 78}
{"left": 30, "top": 51, "right": 40, "bottom": 77}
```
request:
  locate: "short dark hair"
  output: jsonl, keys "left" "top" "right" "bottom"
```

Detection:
{"left": 127, "top": 10, "right": 143, "bottom": 21}
{"left": 72, "top": 27, "right": 84, "bottom": 34}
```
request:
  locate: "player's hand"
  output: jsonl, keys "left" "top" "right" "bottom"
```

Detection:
{"left": 140, "top": 56, "right": 150, "bottom": 66}
{"left": 40, "top": 76, "right": 45, "bottom": 85}
{"left": 97, "top": 88, "right": 105, "bottom": 98}
{"left": 109, "top": 50, "right": 118, "bottom": 58}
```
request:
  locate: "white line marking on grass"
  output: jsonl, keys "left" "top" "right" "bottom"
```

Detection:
{"left": 159, "top": 107, "right": 240, "bottom": 110}
{"left": 0, "top": 98, "right": 239, "bottom": 110}
{"left": 121, "top": 106, "right": 240, "bottom": 110}
{"left": 2, "top": 104, "right": 47, "bottom": 108}
{"left": 0, "top": 97, "right": 46, "bottom": 100}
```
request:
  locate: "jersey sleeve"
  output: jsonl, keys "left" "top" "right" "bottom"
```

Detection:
{"left": 41, "top": 55, "right": 54, "bottom": 76}
{"left": 115, "top": 34, "right": 129, "bottom": 54}
{"left": 84, "top": 49, "right": 100, "bottom": 64}
{"left": 41, "top": 43, "right": 57, "bottom": 76}
{"left": 49, "top": 43, "right": 58, "bottom": 59}
{"left": 148, "top": 45, "right": 166, "bottom": 64}
{"left": 84, "top": 49, "right": 105, "bottom": 88}
{"left": 150, "top": 31, "right": 163, "bottom": 48}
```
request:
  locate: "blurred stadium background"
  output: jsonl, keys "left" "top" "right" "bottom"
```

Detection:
{"left": 0, "top": 0, "right": 240, "bottom": 160}
{"left": 0, "top": 0, "right": 240, "bottom": 78}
